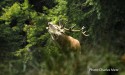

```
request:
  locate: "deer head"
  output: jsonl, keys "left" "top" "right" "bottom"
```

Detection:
{"left": 47, "top": 22, "right": 65, "bottom": 40}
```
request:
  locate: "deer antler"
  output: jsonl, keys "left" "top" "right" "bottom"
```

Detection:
{"left": 47, "top": 22, "right": 89, "bottom": 36}
{"left": 64, "top": 25, "right": 89, "bottom": 36}
{"left": 81, "top": 26, "right": 89, "bottom": 36}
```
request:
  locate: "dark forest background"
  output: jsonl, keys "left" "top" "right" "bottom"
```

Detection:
{"left": 0, "top": 0, "right": 125, "bottom": 75}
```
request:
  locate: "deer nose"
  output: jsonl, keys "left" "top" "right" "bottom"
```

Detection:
{"left": 46, "top": 27, "right": 49, "bottom": 29}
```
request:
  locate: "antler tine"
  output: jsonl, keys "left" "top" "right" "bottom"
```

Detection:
{"left": 82, "top": 31, "right": 89, "bottom": 36}
{"left": 81, "top": 26, "right": 89, "bottom": 36}
{"left": 62, "top": 24, "right": 89, "bottom": 36}
{"left": 68, "top": 25, "right": 76, "bottom": 32}
{"left": 71, "top": 25, "right": 76, "bottom": 29}
{"left": 58, "top": 20, "right": 65, "bottom": 29}
{"left": 59, "top": 20, "right": 61, "bottom": 26}
{"left": 81, "top": 26, "right": 85, "bottom": 30}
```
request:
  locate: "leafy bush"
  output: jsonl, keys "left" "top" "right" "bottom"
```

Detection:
{"left": 0, "top": 0, "right": 125, "bottom": 75}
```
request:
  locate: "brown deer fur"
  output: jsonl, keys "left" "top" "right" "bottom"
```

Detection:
{"left": 47, "top": 22, "right": 81, "bottom": 54}
{"left": 54, "top": 33, "right": 81, "bottom": 53}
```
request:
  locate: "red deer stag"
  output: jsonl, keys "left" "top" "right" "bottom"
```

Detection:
{"left": 46, "top": 22, "right": 89, "bottom": 54}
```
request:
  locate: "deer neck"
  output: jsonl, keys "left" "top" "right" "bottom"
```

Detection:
{"left": 54, "top": 34, "right": 70, "bottom": 48}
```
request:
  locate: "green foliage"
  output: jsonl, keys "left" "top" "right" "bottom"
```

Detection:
{"left": 47, "top": 0, "right": 68, "bottom": 24}
{"left": 1, "top": 3, "right": 21, "bottom": 20}
{"left": 0, "top": 0, "right": 125, "bottom": 75}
